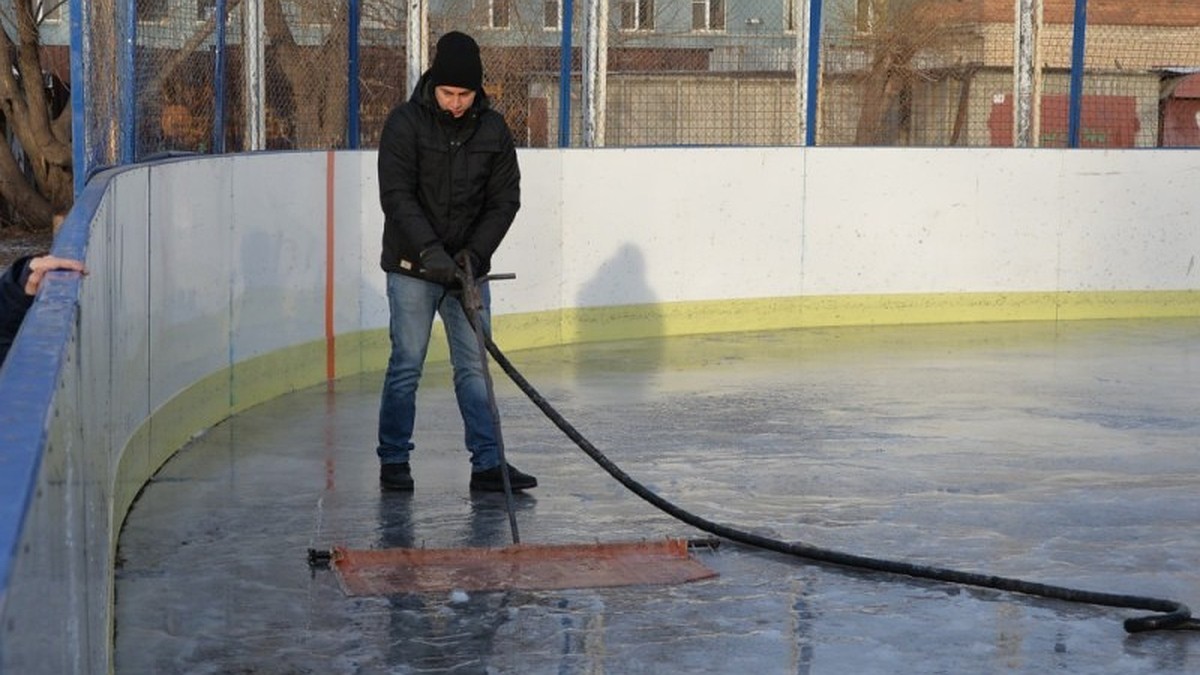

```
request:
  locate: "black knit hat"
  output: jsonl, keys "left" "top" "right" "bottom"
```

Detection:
{"left": 430, "top": 31, "right": 483, "bottom": 91}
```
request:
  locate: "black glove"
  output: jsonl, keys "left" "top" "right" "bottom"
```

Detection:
{"left": 454, "top": 249, "right": 480, "bottom": 277}
{"left": 419, "top": 245, "right": 458, "bottom": 285}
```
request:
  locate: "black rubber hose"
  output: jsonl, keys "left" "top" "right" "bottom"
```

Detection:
{"left": 484, "top": 336, "right": 1200, "bottom": 634}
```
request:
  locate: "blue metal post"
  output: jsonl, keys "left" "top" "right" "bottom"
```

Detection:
{"left": 213, "top": 0, "right": 228, "bottom": 153}
{"left": 348, "top": 0, "right": 361, "bottom": 148}
{"left": 119, "top": 0, "right": 136, "bottom": 163}
{"left": 557, "top": 0, "right": 574, "bottom": 147}
{"left": 1067, "top": 0, "right": 1088, "bottom": 148}
{"left": 69, "top": 0, "right": 86, "bottom": 195}
{"left": 804, "top": 0, "right": 824, "bottom": 147}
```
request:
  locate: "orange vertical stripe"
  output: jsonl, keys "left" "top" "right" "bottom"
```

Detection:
{"left": 325, "top": 151, "right": 336, "bottom": 381}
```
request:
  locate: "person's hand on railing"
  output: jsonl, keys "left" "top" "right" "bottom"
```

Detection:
{"left": 22, "top": 255, "right": 88, "bottom": 296}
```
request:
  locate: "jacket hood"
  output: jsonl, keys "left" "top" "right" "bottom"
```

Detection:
{"left": 410, "top": 70, "right": 492, "bottom": 115}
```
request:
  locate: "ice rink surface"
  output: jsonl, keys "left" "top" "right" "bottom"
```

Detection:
{"left": 114, "top": 319, "right": 1200, "bottom": 674}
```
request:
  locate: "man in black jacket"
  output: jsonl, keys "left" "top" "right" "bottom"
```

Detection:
{"left": 375, "top": 31, "right": 535, "bottom": 493}
{"left": 1, "top": 253, "right": 87, "bottom": 368}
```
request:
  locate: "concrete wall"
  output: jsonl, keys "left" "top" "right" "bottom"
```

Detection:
{"left": 0, "top": 146, "right": 1197, "bottom": 673}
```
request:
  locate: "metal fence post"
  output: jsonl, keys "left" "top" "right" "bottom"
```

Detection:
{"left": 213, "top": 0, "right": 229, "bottom": 154}
{"left": 348, "top": 0, "right": 361, "bottom": 149}
{"left": 70, "top": 0, "right": 87, "bottom": 195}
{"left": 582, "top": 0, "right": 607, "bottom": 147}
{"left": 407, "top": 0, "right": 426, "bottom": 100}
{"left": 119, "top": 0, "right": 136, "bottom": 163}
{"left": 1014, "top": 0, "right": 1037, "bottom": 147}
{"left": 558, "top": 0, "right": 575, "bottom": 148}
{"left": 243, "top": 0, "right": 265, "bottom": 151}
{"left": 804, "top": 0, "right": 823, "bottom": 147}
{"left": 1067, "top": 0, "right": 1089, "bottom": 148}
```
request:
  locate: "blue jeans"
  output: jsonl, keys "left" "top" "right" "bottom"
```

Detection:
{"left": 377, "top": 273, "right": 499, "bottom": 471}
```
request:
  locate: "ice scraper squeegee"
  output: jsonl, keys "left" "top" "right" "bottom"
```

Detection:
{"left": 308, "top": 262, "right": 719, "bottom": 595}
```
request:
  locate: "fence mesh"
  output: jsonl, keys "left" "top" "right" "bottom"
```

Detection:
{"left": 820, "top": 0, "right": 997, "bottom": 147}
{"left": 75, "top": 1, "right": 119, "bottom": 178}
{"left": 72, "top": 0, "right": 1200, "bottom": 177}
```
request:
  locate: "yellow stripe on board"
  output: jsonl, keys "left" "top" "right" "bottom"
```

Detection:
{"left": 491, "top": 290, "right": 1200, "bottom": 349}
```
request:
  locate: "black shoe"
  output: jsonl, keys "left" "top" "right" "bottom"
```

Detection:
{"left": 380, "top": 462, "right": 414, "bottom": 491}
{"left": 470, "top": 463, "right": 538, "bottom": 492}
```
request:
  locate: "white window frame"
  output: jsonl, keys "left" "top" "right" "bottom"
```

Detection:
{"left": 488, "top": 0, "right": 511, "bottom": 29}
{"left": 36, "top": 0, "right": 65, "bottom": 23}
{"left": 856, "top": 0, "right": 876, "bottom": 34}
{"left": 619, "top": 0, "right": 654, "bottom": 32}
{"left": 692, "top": 0, "right": 724, "bottom": 32}
{"left": 543, "top": 0, "right": 562, "bottom": 30}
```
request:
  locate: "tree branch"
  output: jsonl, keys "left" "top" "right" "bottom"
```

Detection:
{"left": 14, "top": 2, "right": 70, "bottom": 167}
{"left": 0, "top": 124, "right": 52, "bottom": 227}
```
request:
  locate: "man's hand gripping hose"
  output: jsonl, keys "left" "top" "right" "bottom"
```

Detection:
{"left": 455, "top": 258, "right": 521, "bottom": 544}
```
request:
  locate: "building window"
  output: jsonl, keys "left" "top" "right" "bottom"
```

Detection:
{"left": 856, "top": 0, "right": 875, "bottom": 33}
{"left": 785, "top": 0, "right": 796, "bottom": 33}
{"left": 489, "top": 0, "right": 511, "bottom": 29}
{"left": 620, "top": 0, "right": 654, "bottom": 31}
{"left": 363, "top": 1, "right": 401, "bottom": 28}
{"left": 137, "top": 0, "right": 168, "bottom": 22}
{"left": 544, "top": 0, "right": 561, "bottom": 30}
{"left": 35, "top": 0, "right": 64, "bottom": 22}
{"left": 692, "top": 0, "right": 724, "bottom": 32}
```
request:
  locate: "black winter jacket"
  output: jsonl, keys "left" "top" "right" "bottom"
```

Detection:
{"left": 377, "top": 72, "right": 521, "bottom": 279}
{"left": 0, "top": 256, "right": 35, "bottom": 367}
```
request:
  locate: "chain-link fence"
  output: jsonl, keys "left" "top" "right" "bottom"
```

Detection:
{"left": 69, "top": 1, "right": 1200, "bottom": 180}
{"left": 1050, "top": 1, "right": 1200, "bottom": 148}
{"left": 808, "top": 0, "right": 1200, "bottom": 148}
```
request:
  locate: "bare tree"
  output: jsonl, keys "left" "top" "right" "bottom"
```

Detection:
{"left": 847, "top": 0, "right": 978, "bottom": 146}
{"left": 0, "top": 1, "right": 72, "bottom": 231}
